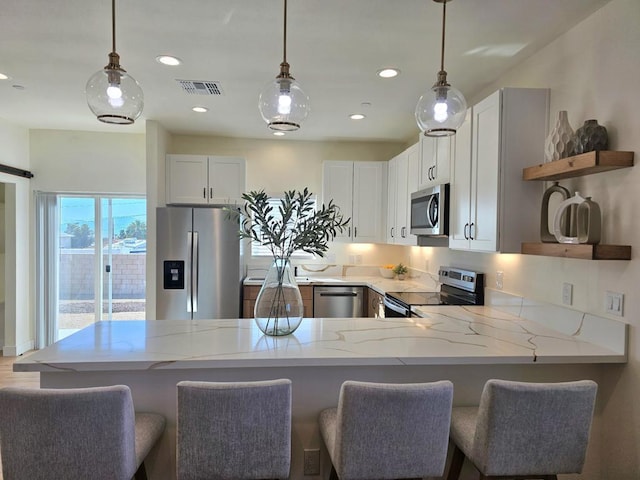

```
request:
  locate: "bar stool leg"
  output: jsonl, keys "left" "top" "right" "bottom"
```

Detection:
{"left": 446, "top": 444, "right": 465, "bottom": 480}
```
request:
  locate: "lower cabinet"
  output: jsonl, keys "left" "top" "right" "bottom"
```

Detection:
{"left": 367, "top": 288, "right": 384, "bottom": 318}
{"left": 243, "top": 285, "right": 313, "bottom": 318}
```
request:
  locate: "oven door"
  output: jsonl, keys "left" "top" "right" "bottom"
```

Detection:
{"left": 383, "top": 295, "right": 410, "bottom": 318}
{"left": 410, "top": 184, "right": 449, "bottom": 236}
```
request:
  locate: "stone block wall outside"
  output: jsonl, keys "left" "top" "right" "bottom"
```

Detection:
{"left": 59, "top": 252, "right": 146, "bottom": 300}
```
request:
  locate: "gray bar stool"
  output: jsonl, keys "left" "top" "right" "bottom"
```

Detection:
{"left": 447, "top": 379, "right": 598, "bottom": 480}
{"left": 318, "top": 380, "right": 454, "bottom": 480}
{"left": 0, "top": 385, "right": 165, "bottom": 480}
{"left": 177, "top": 379, "right": 292, "bottom": 480}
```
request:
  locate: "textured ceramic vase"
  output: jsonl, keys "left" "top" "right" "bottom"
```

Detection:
{"left": 544, "top": 111, "right": 575, "bottom": 162}
{"left": 254, "top": 259, "right": 303, "bottom": 336}
{"left": 573, "top": 119, "right": 608, "bottom": 154}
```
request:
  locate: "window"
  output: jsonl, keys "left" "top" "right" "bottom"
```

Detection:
{"left": 250, "top": 196, "right": 316, "bottom": 258}
{"left": 35, "top": 193, "right": 146, "bottom": 346}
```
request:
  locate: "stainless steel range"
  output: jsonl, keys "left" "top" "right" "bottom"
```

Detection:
{"left": 383, "top": 266, "right": 484, "bottom": 318}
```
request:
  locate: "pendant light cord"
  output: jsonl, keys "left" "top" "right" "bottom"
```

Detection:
{"left": 111, "top": 0, "right": 117, "bottom": 53}
{"left": 282, "top": 0, "right": 288, "bottom": 64}
{"left": 439, "top": 0, "right": 446, "bottom": 72}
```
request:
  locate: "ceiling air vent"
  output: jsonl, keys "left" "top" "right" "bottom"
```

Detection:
{"left": 177, "top": 80, "right": 223, "bottom": 95}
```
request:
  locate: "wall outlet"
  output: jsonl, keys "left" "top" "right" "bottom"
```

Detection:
{"left": 605, "top": 291, "right": 624, "bottom": 316}
{"left": 303, "top": 449, "right": 320, "bottom": 476}
{"left": 562, "top": 282, "right": 573, "bottom": 306}
{"left": 495, "top": 271, "right": 504, "bottom": 290}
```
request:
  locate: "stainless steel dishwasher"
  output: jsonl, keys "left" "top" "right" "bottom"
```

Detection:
{"left": 313, "top": 286, "right": 365, "bottom": 317}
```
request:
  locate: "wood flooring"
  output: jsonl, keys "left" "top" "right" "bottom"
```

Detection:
{"left": 0, "top": 352, "right": 40, "bottom": 388}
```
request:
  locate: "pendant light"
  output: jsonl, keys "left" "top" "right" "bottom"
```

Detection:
{"left": 258, "top": 0, "right": 310, "bottom": 131}
{"left": 86, "top": 0, "right": 143, "bottom": 125}
{"left": 415, "top": 0, "right": 466, "bottom": 136}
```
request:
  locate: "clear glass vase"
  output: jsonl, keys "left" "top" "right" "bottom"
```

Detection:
{"left": 254, "top": 259, "right": 304, "bottom": 336}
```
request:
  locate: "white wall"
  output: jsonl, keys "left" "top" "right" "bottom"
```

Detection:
{"left": 409, "top": 0, "right": 639, "bottom": 476}
{"left": 29, "top": 129, "right": 145, "bottom": 194}
{"left": 0, "top": 118, "right": 31, "bottom": 355}
{"left": 145, "top": 120, "right": 170, "bottom": 320}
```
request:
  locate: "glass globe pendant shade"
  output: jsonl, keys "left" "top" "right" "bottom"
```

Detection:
{"left": 415, "top": 73, "right": 467, "bottom": 137}
{"left": 258, "top": 68, "right": 310, "bottom": 131}
{"left": 86, "top": 53, "right": 144, "bottom": 125}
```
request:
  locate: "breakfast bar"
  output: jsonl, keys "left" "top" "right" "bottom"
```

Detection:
{"left": 14, "top": 307, "right": 626, "bottom": 480}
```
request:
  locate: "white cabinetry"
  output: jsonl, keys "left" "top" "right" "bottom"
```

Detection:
{"left": 166, "top": 154, "right": 246, "bottom": 205}
{"left": 449, "top": 88, "right": 549, "bottom": 252}
{"left": 419, "top": 134, "right": 452, "bottom": 187}
{"left": 322, "top": 161, "right": 386, "bottom": 243}
{"left": 386, "top": 143, "right": 419, "bottom": 245}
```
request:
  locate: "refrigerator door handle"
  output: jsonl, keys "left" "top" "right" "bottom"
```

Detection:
{"left": 187, "top": 231, "right": 193, "bottom": 313}
{"left": 192, "top": 231, "right": 199, "bottom": 313}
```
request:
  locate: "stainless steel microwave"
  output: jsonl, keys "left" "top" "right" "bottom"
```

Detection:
{"left": 410, "top": 184, "right": 449, "bottom": 236}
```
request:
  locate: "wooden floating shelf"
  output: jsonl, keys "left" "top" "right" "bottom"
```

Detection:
{"left": 522, "top": 151, "right": 634, "bottom": 181}
{"left": 521, "top": 242, "right": 631, "bottom": 260}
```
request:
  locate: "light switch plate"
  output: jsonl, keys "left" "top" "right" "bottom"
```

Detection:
{"left": 605, "top": 291, "right": 624, "bottom": 316}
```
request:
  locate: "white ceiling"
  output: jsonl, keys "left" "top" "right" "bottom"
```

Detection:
{"left": 1, "top": 0, "right": 611, "bottom": 143}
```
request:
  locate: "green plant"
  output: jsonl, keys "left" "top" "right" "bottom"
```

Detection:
{"left": 392, "top": 263, "right": 408, "bottom": 275}
{"left": 234, "top": 188, "right": 350, "bottom": 261}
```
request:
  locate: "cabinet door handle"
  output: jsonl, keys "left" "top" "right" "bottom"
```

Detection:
{"left": 348, "top": 226, "right": 351, "bottom": 237}
{"left": 203, "top": 188, "right": 206, "bottom": 199}
{"left": 210, "top": 187, "right": 213, "bottom": 199}
{"left": 390, "top": 227, "right": 395, "bottom": 238}
{"left": 401, "top": 226, "right": 406, "bottom": 238}
{"left": 464, "top": 223, "right": 469, "bottom": 240}
{"left": 354, "top": 227, "right": 357, "bottom": 238}
{"left": 470, "top": 222, "right": 475, "bottom": 240}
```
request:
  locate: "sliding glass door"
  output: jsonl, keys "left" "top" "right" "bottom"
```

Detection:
{"left": 37, "top": 194, "right": 146, "bottom": 344}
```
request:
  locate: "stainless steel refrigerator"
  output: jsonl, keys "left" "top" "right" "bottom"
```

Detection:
{"left": 156, "top": 207, "right": 242, "bottom": 319}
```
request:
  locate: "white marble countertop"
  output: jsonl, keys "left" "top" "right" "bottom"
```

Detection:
{"left": 14, "top": 305, "right": 626, "bottom": 373}
{"left": 244, "top": 274, "right": 435, "bottom": 295}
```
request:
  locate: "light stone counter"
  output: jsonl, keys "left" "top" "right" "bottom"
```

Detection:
{"left": 13, "top": 308, "right": 625, "bottom": 480}
{"left": 14, "top": 307, "right": 625, "bottom": 373}
{"left": 243, "top": 274, "right": 435, "bottom": 296}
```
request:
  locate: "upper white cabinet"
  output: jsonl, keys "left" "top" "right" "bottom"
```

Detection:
{"left": 448, "top": 88, "right": 549, "bottom": 252}
{"left": 387, "top": 143, "right": 419, "bottom": 245}
{"left": 166, "top": 155, "right": 246, "bottom": 205}
{"left": 419, "top": 134, "right": 452, "bottom": 187}
{"left": 323, "top": 161, "right": 386, "bottom": 243}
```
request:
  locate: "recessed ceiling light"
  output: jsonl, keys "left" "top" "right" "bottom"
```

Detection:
{"left": 350, "top": 114, "right": 366, "bottom": 120}
{"left": 192, "top": 106, "right": 208, "bottom": 113}
{"left": 156, "top": 55, "right": 182, "bottom": 66}
{"left": 0, "top": 73, "right": 10, "bottom": 80}
{"left": 273, "top": 131, "right": 285, "bottom": 136}
{"left": 377, "top": 68, "right": 400, "bottom": 78}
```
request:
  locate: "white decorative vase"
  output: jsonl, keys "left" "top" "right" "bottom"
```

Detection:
{"left": 545, "top": 111, "right": 575, "bottom": 163}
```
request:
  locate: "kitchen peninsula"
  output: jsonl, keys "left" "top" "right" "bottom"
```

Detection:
{"left": 15, "top": 307, "right": 626, "bottom": 480}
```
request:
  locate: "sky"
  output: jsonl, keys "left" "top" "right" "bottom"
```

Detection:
{"left": 60, "top": 196, "right": 146, "bottom": 236}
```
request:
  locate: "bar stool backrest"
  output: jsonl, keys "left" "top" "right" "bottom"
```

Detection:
{"left": 334, "top": 380, "right": 453, "bottom": 479}
{"left": 472, "top": 379, "right": 598, "bottom": 476}
{"left": 177, "top": 379, "right": 292, "bottom": 480}
{"left": 0, "top": 385, "right": 137, "bottom": 480}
